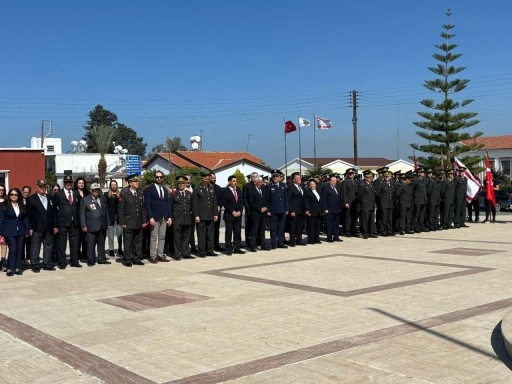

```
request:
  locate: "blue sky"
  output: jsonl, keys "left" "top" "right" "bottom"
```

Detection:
{"left": 1, "top": 0, "right": 511, "bottom": 168}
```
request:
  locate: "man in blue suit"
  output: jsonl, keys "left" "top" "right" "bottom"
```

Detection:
{"left": 267, "top": 170, "right": 288, "bottom": 249}
{"left": 144, "top": 171, "right": 172, "bottom": 263}
{"left": 321, "top": 174, "right": 343, "bottom": 242}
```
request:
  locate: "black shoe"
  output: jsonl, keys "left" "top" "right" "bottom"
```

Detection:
{"left": 326, "top": 239, "right": 334, "bottom": 243}
{"left": 369, "top": 235, "right": 378, "bottom": 238}
{"left": 345, "top": 233, "right": 352, "bottom": 237}
{"left": 148, "top": 258, "right": 158, "bottom": 264}
{"left": 482, "top": 219, "right": 489, "bottom": 223}
{"left": 109, "top": 250, "right": 115, "bottom": 257}
{"left": 460, "top": 224, "right": 470, "bottom": 228}
{"left": 362, "top": 234, "right": 368, "bottom": 239}
{"left": 133, "top": 260, "right": 145, "bottom": 265}
{"left": 248, "top": 248, "right": 257, "bottom": 252}
{"left": 191, "top": 248, "right": 199, "bottom": 254}
{"left": 277, "top": 245, "right": 288, "bottom": 249}
{"left": 58, "top": 264, "right": 67, "bottom": 270}
{"left": 15, "top": 269, "right": 23, "bottom": 275}
{"left": 271, "top": 245, "right": 277, "bottom": 249}
{"left": 118, "top": 249, "right": 124, "bottom": 256}
{"left": 260, "top": 246, "right": 271, "bottom": 251}
{"left": 98, "top": 260, "right": 112, "bottom": 264}
{"left": 296, "top": 242, "right": 307, "bottom": 246}
{"left": 225, "top": 251, "right": 233, "bottom": 256}
{"left": 32, "top": 267, "right": 41, "bottom": 273}
{"left": 405, "top": 230, "right": 415, "bottom": 234}
{"left": 42, "top": 264, "right": 56, "bottom": 271}
{"left": 173, "top": 256, "right": 182, "bottom": 261}
{"left": 206, "top": 251, "right": 218, "bottom": 256}
{"left": 6, "top": 270, "right": 14, "bottom": 276}
{"left": 334, "top": 237, "right": 343, "bottom": 242}
{"left": 182, "top": 255, "right": 195, "bottom": 259}
{"left": 123, "top": 261, "right": 133, "bottom": 267}
{"left": 214, "top": 246, "right": 225, "bottom": 252}
{"left": 399, "top": 231, "right": 405, "bottom": 235}
{"left": 197, "top": 252, "right": 207, "bottom": 258}
{"left": 87, "top": 262, "right": 95, "bottom": 267}
{"left": 289, "top": 243, "right": 296, "bottom": 247}
{"left": 70, "top": 263, "right": 82, "bottom": 268}
{"left": 157, "top": 256, "right": 170, "bottom": 262}
{"left": 234, "top": 249, "right": 246, "bottom": 254}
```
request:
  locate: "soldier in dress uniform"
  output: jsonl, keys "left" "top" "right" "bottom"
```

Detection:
{"left": 391, "top": 170, "right": 402, "bottom": 233}
{"left": 267, "top": 169, "right": 288, "bottom": 249}
{"left": 192, "top": 173, "right": 218, "bottom": 257}
{"left": 373, "top": 167, "right": 388, "bottom": 234}
{"left": 440, "top": 169, "right": 455, "bottom": 229}
{"left": 169, "top": 176, "right": 193, "bottom": 260}
{"left": 394, "top": 172, "right": 414, "bottom": 235}
{"left": 118, "top": 174, "right": 146, "bottom": 267}
{"left": 454, "top": 167, "right": 469, "bottom": 228}
{"left": 340, "top": 168, "right": 358, "bottom": 237}
{"left": 375, "top": 170, "right": 395, "bottom": 236}
{"left": 426, "top": 169, "right": 441, "bottom": 230}
{"left": 357, "top": 170, "right": 377, "bottom": 239}
{"left": 412, "top": 168, "right": 428, "bottom": 232}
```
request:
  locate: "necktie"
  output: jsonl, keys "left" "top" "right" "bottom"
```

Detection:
{"left": 159, "top": 186, "right": 163, "bottom": 199}
{"left": 96, "top": 198, "right": 101, "bottom": 208}
{"left": 67, "top": 190, "right": 72, "bottom": 204}
{"left": 297, "top": 185, "right": 302, "bottom": 195}
{"left": 233, "top": 188, "right": 238, "bottom": 202}
{"left": 258, "top": 188, "right": 262, "bottom": 197}
{"left": 332, "top": 186, "right": 338, "bottom": 195}
{"left": 181, "top": 191, "right": 185, "bottom": 198}
{"left": 41, "top": 195, "right": 47, "bottom": 209}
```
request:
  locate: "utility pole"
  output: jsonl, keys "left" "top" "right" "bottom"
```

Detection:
{"left": 350, "top": 90, "right": 359, "bottom": 169}
{"left": 40, "top": 120, "right": 45, "bottom": 149}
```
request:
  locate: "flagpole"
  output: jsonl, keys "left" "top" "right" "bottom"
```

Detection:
{"left": 297, "top": 116, "right": 302, "bottom": 175}
{"left": 313, "top": 113, "right": 317, "bottom": 168}
{"left": 284, "top": 118, "right": 288, "bottom": 178}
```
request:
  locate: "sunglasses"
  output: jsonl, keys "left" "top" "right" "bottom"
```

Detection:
{"left": 155, "top": 176, "right": 163, "bottom": 179}
{"left": 9, "top": 193, "right": 18, "bottom": 196}
{"left": 53, "top": 189, "right": 60, "bottom": 192}
{"left": 0, "top": 189, "right": 4, "bottom": 192}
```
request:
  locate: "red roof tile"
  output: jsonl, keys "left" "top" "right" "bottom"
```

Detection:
{"left": 461, "top": 135, "right": 512, "bottom": 150}
{"left": 175, "top": 151, "right": 265, "bottom": 170}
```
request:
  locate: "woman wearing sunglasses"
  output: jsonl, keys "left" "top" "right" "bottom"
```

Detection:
{"left": 0, "top": 187, "right": 30, "bottom": 276}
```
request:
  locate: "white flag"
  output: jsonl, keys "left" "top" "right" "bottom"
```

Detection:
{"left": 454, "top": 157, "right": 482, "bottom": 203}
{"left": 316, "top": 117, "right": 331, "bottom": 129}
{"left": 298, "top": 117, "right": 311, "bottom": 127}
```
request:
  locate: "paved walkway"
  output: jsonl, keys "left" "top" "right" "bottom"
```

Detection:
{"left": 1, "top": 215, "right": 512, "bottom": 383}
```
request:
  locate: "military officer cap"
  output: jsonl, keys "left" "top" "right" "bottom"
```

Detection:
{"left": 125, "top": 174, "right": 140, "bottom": 182}
{"left": 362, "top": 169, "right": 374, "bottom": 178}
{"left": 271, "top": 169, "right": 281, "bottom": 176}
{"left": 405, "top": 172, "right": 415, "bottom": 180}
{"left": 393, "top": 170, "right": 401, "bottom": 175}
{"left": 376, "top": 167, "right": 389, "bottom": 173}
{"left": 201, "top": 172, "right": 211, "bottom": 181}
{"left": 434, "top": 170, "right": 443, "bottom": 177}
{"left": 458, "top": 166, "right": 467, "bottom": 172}
{"left": 262, "top": 175, "right": 269, "bottom": 181}
{"left": 383, "top": 171, "right": 392, "bottom": 177}
{"left": 425, "top": 168, "right": 433, "bottom": 173}
{"left": 345, "top": 168, "right": 356, "bottom": 174}
{"left": 175, "top": 175, "right": 187, "bottom": 183}
{"left": 416, "top": 168, "right": 425, "bottom": 173}
{"left": 445, "top": 169, "right": 454, "bottom": 174}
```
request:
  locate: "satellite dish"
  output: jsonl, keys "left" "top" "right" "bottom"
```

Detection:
{"left": 195, "top": 136, "right": 201, "bottom": 143}
{"left": 189, "top": 136, "right": 195, "bottom": 142}
{"left": 71, "top": 140, "right": 78, "bottom": 146}
{"left": 191, "top": 142, "right": 199, "bottom": 150}
{"left": 79, "top": 140, "right": 87, "bottom": 146}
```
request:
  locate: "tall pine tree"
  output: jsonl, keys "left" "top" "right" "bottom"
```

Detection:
{"left": 411, "top": 10, "right": 483, "bottom": 171}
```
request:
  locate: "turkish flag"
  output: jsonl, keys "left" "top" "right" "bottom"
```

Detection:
{"left": 485, "top": 152, "right": 496, "bottom": 207}
{"left": 284, "top": 120, "right": 297, "bottom": 134}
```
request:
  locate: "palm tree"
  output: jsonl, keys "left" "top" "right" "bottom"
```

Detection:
{"left": 305, "top": 166, "right": 333, "bottom": 178}
{"left": 90, "top": 124, "right": 115, "bottom": 187}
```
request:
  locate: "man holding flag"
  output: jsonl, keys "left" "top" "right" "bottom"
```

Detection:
{"left": 483, "top": 152, "right": 498, "bottom": 223}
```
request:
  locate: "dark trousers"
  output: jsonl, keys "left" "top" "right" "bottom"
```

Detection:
{"left": 22, "top": 235, "right": 31, "bottom": 260}
{"left": 250, "top": 215, "right": 266, "bottom": 249}
{"left": 453, "top": 198, "right": 466, "bottom": 226}
{"left": 78, "top": 229, "right": 87, "bottom": 259}
{"left": 467, "top": 200, "right": 480, "bottom": 220}
{"left": 123, "top": 228, "right": 143, "bottom": 262}
{"left": 399, "top": 205, "right": 413, "bottom": 231}
{"left": 360, "top": 209, "right": 375, "bottom": 236}
{"left": 341, "top": 203, "right": 357, "bottom": 235}
{"left": 173, "top": 224, "right": 191, "bottom": 258}
{"left": 165, "top": 224, "right": 175, "bottom": 255}
{"left": 189, "top": 221, "right": 196, "bottom": 251}
{"left": 427, "top": 203, "right": 440, "bottom": 228}
{"left": 30, "top": 229, "right": 54, "bottom": 267}
{"left": 86, "top": 229, "right": 106, "bottom": 263}
{"left": 214, "top": 215, "right": 221, "bottom": 248}
{"left": 325, "top": 213, "right": 340, "bottom": 240}
{"left": 58, "top": 222, "right": 79, "bottom": 265}
{"left": 5, "top": 235, "right": 24, "bottom": 271}
{"left": 443, "top": 203, "right": 454, "bottom": 227}
{"left": 244, "top": 212, "right": 252, "bottom": 248}
{"left": 269, "top": 212, "right": 286, "bottom": 247}
{"left": 413, "top": 203, "right": 426, "bottom": 229}
{"left": 484, "top": 199, "right": 496, "bottom": 220}
{"left": 379, "top": 207, "right": 393, "bottom": 234}
{"left": 289, "top": 213, "right": 305, "bottom": 244}
{"left": 224, "top": 219, "right": 242, "bottom": 251}
{"left": 197, "top": 220, "right": 214, "bottom": 253}
{"left": 306, "top": 215, "right": 321, "bottom": 243}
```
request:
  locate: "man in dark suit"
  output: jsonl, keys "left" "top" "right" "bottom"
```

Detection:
{"left": 287, "top": 172, "right": 308, "bottom": 246}
{"left": 246, "top": 176, "right": 270, "bottom": 251}
{"left": 243, "top": 172, "right": 258, "bottom": 249}
{"left": 118, "top": 174, "right": 147, "bottom": 267}
{"left": 26, "top": 179, "right": 58, "bottom": 272}
{"left": 412, "top": 168, "right": 428, "bottom": 232}
{"left": 340, "top": 168, "right": 358, "bottom": 237}
{"left": 440, "top": 169, "right": 455, "bottom": 229}
{"left": 54, "top": 175, "right": 81, "bottom": 269}
{"left": 170, "top": 176, "right": 193, "bottom": 260}
{"left": 222, "top": 175, "right": 246, "bottom": 255}
{"left": 321, "top": 174, "right": 343, "bottom": 242}
{"left": 192, "top": 173, "right": 218, "bottom": 257}
{"left": 210, "top": 172, "right": 225, "bottom": 252}
{"left": 375, "top": 171, "right": 395, "bottom": 236}
{"left": 79, "top": 183, "right": 110, "bottom": 266}
{"left": 144, "top": 171, "right": 172, "bottom": 263}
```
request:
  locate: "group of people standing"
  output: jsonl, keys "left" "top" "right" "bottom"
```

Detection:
{"left": 0, "top": 164, "right": 499, "bottom": 276}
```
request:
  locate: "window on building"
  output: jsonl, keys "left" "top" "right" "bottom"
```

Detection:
{"left": 0, "top": 171, "right": 9, "bottom": 189}
{"left": 500, "top": 159, "right": 511, "bottom": 179}
{"left": 47, "top": 145, "right": 55, "bottom": 152}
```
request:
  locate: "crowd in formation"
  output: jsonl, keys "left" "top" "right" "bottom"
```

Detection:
{"left": 0, "top": 165, "right": 500, "bottom": 276}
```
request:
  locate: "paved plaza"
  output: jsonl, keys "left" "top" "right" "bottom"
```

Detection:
{"left": 1, "top": 215, "right": 512, "bottom": 383}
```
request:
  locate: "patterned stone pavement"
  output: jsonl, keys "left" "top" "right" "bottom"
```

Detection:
{"left": 1, "top": 214, "right": 512, "bottom": 383}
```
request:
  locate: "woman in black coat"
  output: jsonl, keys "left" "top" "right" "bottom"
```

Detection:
{"left": 305, "top": 179, "right": 322, "bottom": 244}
